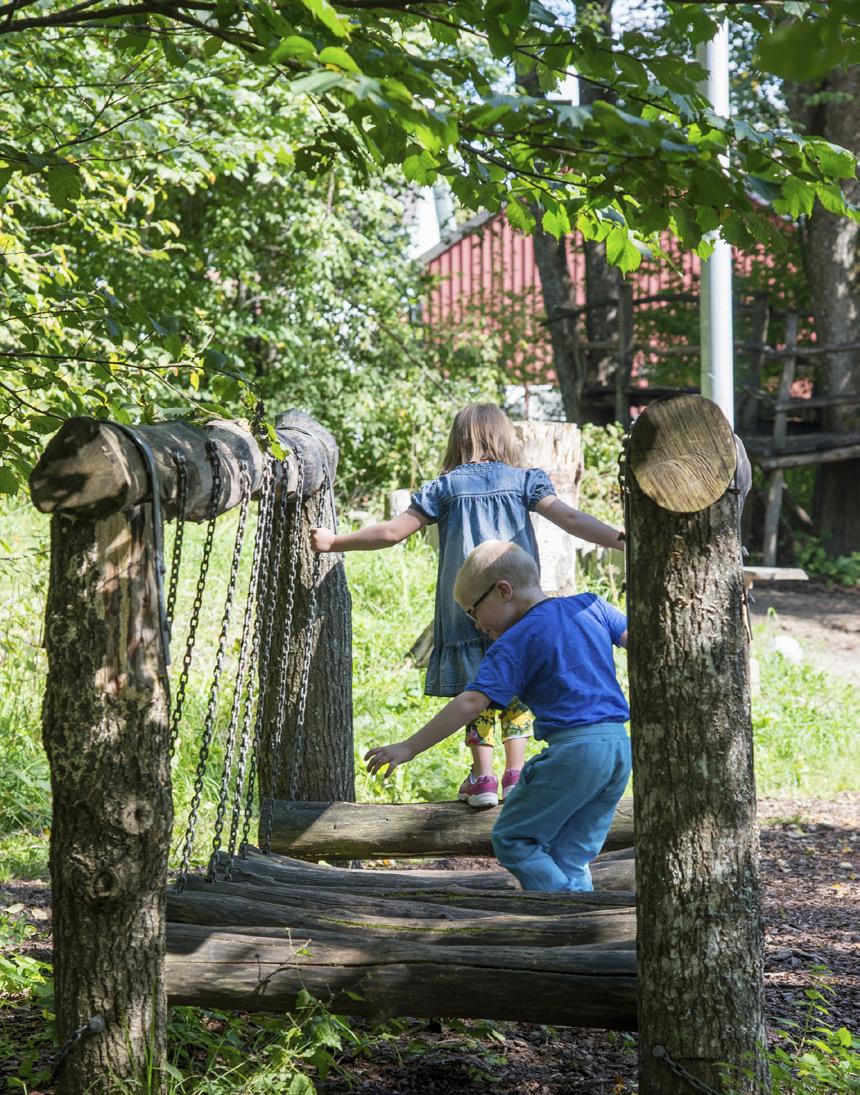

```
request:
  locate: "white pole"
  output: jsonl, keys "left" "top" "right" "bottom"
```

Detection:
{"left": 698, "top": 22, "right": 735, "bottom": 427}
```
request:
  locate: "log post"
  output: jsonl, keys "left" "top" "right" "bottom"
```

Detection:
{"left": 625, "top": 395, "right": 768, "bottom": 1094}
{"left": 257, "top": 412, "right": 354, "bottom": 809}
{"left": 42, "top": 508, "right": 172, "bottom": 1094}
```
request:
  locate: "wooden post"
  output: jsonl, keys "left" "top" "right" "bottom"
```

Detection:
{"left": 739, "top": 292, "right": 770, "bottom": 432}
{"left": 763, "top": 312, "right": 798, "bottom": 566}
{"left": 257, "top": 412, "right": 354, "bottom": 809}
{"left": 42, "top": 508, "right": 172, "bottom": 1094}
{"left": 614, "top": 280, "right": 634, "bottom": 425}
{"left": 626, "top": 395, "right": 767, "bottom": 1095}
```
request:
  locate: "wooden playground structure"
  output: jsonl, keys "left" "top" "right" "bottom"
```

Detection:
{"left": 29, "top": 395, "right": 766, "bottom": 1095}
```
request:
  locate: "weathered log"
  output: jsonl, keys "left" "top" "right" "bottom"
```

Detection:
{"left": 180, "top": 875, "right": 636, "bottom": 918}
{"left": 28, "top": 409, "right": 334, "bottom": 520}
{"left": 167, "top": 890, "right": 637, "bottom": 947}
{"left": 42, "top": 510, "right": 171, "bottom": 1093}
{"left": 165, "top": 924, "right": 637, "bottom": 1028}
{"left": 232, "top": 848, "right": 636, "bottom": 892}
{"left": 627, "top": 395, "right": 767, "bottom": 1094}
{"left": 266, "top": 797, "right": 635, "bottom": 860}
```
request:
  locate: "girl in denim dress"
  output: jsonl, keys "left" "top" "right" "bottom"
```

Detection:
{"left": 311, "top": 403, "right": 623, "bottom": 807}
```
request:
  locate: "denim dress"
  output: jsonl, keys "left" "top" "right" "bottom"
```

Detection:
{"left": 409, "top": 461, "right": 555, "bottom": 697}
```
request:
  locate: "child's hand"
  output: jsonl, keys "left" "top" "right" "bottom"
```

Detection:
{"left": 365, "top": 740, "right": 414, "bottom": 777}
{"left": 311, "top": 526, "right": 336, "bottom": 553}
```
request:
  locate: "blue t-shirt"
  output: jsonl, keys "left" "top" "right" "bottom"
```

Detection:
{"left": 410, "top": 461, "right": 556, "bottom": 697}
{"left": 466, "top": 594, "right": 629, "bottom": 737}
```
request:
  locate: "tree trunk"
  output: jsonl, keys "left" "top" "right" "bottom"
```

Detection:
{"left": 265, "top": 796, "right": 634, "bottom": 860}
{"left": 257, "top": 416, "right": 353, "bottom": 815}
{"left": 531, "top": 223, "right": 585, "bottom": 422}
{"left": 626, "top": 396, "right": 768, "bottom": 1094}
{"left": 42, "top": 509, "right": 171, "bottom": 1094}
{"left": 791, "top": 68, "right": 860, "bottom": 555}
{"left": 166, "top": 923, "right": 637, "bottom": 1028}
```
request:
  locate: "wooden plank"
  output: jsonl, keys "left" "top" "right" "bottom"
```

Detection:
{"left": 763, "top": 469, "right": 785, "bottom": 567}
{"left": 166, "top": 924, "right": 638, "bottom": 1029}
{"left": 774, "top": 393, "right": 860, "bottom": 413}
{"left": 743, "top": 567, "right": 808, "bottom": 585}
{"left": 759, "top": 442, "right": 860, "bottom": 470}
{"left": 773, "top": 313, "right": 799, "bottom": 451}
{"left": 232, "top": 848, "right": 636, "bottom": 893}
{"left": 167, "top": 890, "right": 637, "bottom": 946}
{"left": 265, "top": 797, "right": 635, "bottom": 860}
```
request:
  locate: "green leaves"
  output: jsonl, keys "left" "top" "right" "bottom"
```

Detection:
{"left": 297, "top": 0, "right": 350, "bottom": 40}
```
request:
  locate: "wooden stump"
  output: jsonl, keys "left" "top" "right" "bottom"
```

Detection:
{"left": 626, "top": 395, "right": 767, "bottom": 1094}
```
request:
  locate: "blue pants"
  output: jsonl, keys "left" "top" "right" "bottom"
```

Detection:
{"left": 491, "top": 723, "right": 631, "bottom": 892}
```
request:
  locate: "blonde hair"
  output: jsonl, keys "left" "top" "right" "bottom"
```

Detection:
{"left": 454, "top": 540, "right": 540, "bottom": 609}
{"left": 440, "top": 403, "right": 521, "bottom": 473}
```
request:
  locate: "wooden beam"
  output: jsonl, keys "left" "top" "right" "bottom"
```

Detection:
{"left": 265, "top": 797, "right": 635, "bottom": 860}
{"left": 758, "top": 442, "right": 860, "bottom": 469}
{"left": 28, "top": 410, "right": 335, "bottom": 520}
{"left": 167, "top": 890, "right": 637, "bottom": 947}
{"left": 166, "top": 924, "right": 638, "bottom": 1029}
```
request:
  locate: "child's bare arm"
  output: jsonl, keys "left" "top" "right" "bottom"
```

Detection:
{"left": 312, "top": 508, "right": 427, "bottom": 553}
{"left": 364, "top": 690, "right": 490, "bottom": 776}
{"left": 534, "top": 496, "right": 624, "bottom": 551}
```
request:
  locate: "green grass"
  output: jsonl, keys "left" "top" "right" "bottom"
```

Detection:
{"left": 0, "top": 498, "right": 858, "bottom": 884}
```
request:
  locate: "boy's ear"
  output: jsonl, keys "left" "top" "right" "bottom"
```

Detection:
{"left": 496, "top": 579, "right": 514, "bottom": 600}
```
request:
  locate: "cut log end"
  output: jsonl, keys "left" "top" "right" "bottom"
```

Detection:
{"left": 628, "top": 395, "right": 737, "bottom": 514}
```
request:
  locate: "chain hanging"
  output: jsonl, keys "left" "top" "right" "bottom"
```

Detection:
{"left": 168, "top": 443, "right": 222, "bottom": 759}
{"left": 165, "top": 450, "right": 188, "bottom": 633}
{"left": 205, "top": 458, "right": 276, "bottom": 880}
{"left": 175, "top": 445, "right": 251, "bottom": 892}
{"left": 651, "top": 1045, "right": 725, "bottom": 1095}
{"left": 49, "top": 1015, "right": 106, "bottom": 1085}
{"left": 260, "top": 448, "right": 306, "bottom": 855}
{"left": 287, "top": 466, "right": 330, "bottom": 804}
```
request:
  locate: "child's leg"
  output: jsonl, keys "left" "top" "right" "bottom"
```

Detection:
{"left": 491, "top": 728, "right": 630, "bottom": 892}
{"left": 464, "top": 709, "right": 498, "bottom": 778}
{"left": 500, "top": 698, "right": 533, "bottom": 775}
{"left": 547, "top": 748, "right": 631, "bottom": 889}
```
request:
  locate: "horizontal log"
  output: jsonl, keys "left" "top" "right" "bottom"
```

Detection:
{"left": 28, "top": 409, "right": 336, "bottom": 520}
{"left": 166, "top": 923, "right": 637, "bottom": 1028}
{"left": 167, "top": 890, "right": 636, "bottom": 947}
{"left": 233, "top": 848, "right": 636, "bottom": 893}
{"left": 265, "top": 797, "right": 635, "bottom": 860}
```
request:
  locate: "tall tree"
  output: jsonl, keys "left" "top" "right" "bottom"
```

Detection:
{"left": 789, "top": 67, "right": 860, "bottom": 555}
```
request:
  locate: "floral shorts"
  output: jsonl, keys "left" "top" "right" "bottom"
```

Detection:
{"left": 465, "top": 698, "right": 534, "bottom": 748}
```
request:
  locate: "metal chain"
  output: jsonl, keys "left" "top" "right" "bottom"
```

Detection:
{"left": 49, "top": 1015, "right": 106, "bottom": 1084}
{"left": 238, "top": 455, "right": 291, "bottom": 856}
{"left": 260, "top": 449, "right": 306, "bottom": 855}
{"left": 652, "top": 1045, "right": 725, "bottom": 1095}
{"left": 227, "top": 457, "right": 277, "bottom": 867}
{"left": 165, "top": 450, "right": 188, "bottom": 632}
{"left": 175, "top": 445, "right": 250, "bottom": 892}
{"left": 287, "top": 468, "right": 330, "bottom": 803}
{"left": 206, "top": 463, "right": 253, "bottom": 881}
{"left": 168, "top": 443, "right": 221, "bottom": 759}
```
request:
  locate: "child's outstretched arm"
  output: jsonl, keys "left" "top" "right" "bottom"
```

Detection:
{"left": 365, "top": 690, "right": 489, "bottom": 776}
{"left": 534, "top": 496, "right": 624, "bottom": 551}
{"left": 312, "top": 507, "right": 427, "bottom": 553}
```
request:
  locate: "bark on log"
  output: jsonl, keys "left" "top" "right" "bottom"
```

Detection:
{"left": 626, "top": 395, "right": 767, "bottom": 1094}
{"left": 165, "top": 924, "right": 637, "bottom": 1028}
{"left": 256, "top": 418, "right": 354, "bottom": 809}
{"left": 42, "top": 511, "right": 171, "bottom": 1094}
{"left": 167, "top": 890, "right": 637, "bottom": 947}
{"left": 28, "top": 410, "right": 332, "bottom": 520}
{"left": 231, "top": 848, "right": 636, "bottom": 893}
{"left": 177, "top": 875, "right": 635, "bottom": 918}
{"left": 266, "top": 797, "right": 635, "bottom": 860}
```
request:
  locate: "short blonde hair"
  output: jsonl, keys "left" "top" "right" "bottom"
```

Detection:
{"left": 441, "top": 404, "right": 522, "bottom": 473}
{"left": 454, "top": 540, "right": 540, "bottom": 609}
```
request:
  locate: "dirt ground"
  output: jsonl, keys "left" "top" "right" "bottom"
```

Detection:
{"left": 2, "top": 794, "right": 857, "bottom": 1095}
{"left": 748, "top": 580, "right": 860, "bottom": 686}
{"left": 2, "top": 583, "right": 858, "bottom": 1094}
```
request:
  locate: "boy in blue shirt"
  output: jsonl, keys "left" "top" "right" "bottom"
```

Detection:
{"left": 365, "top": 540, "right": 631, "bottom": 893}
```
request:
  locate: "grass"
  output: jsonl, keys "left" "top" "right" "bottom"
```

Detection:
{"left": 0, "top": 498, "right": 858, "bottom": 884}
{"left": 1, "top": 493, "right": 859, "bottom": 1094}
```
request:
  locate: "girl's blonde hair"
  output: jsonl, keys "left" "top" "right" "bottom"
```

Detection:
{"left": 440, "top": 403, "right": 521, "bottom": 473}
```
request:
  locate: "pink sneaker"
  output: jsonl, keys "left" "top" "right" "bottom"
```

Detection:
{"left": 457, "top": 773, "right": 499, "bottom": 808}
{"left": 501, "top": 768, "right": 521, "bottom": 801}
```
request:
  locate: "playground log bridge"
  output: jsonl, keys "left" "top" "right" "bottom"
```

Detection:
{"left": 29, "top": 395, "right": 768, "bottom": 1095}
